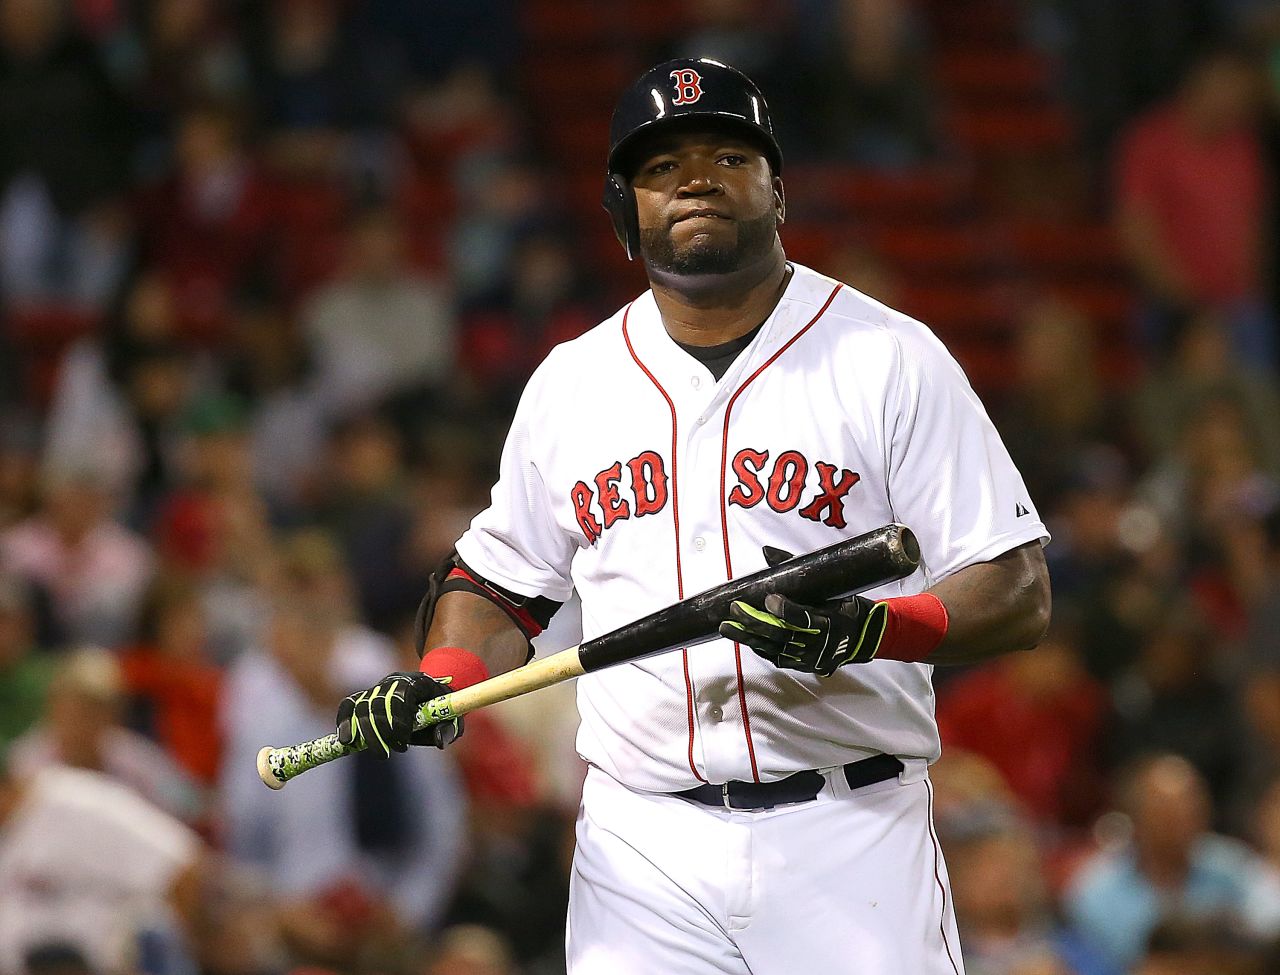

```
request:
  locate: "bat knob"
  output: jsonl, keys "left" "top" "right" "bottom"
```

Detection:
{"left": 257, "top": 746, "right": 287, "bottom": 790}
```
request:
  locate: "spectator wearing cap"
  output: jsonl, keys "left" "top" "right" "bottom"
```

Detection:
{"left": 782, "top": 0, "right": 940, "bottom": 166}
{"left": 7, "top": 646, "right": 205, "bottom": 825}
{"left": 995, "top": 298, "right": 1117, "bottom": 517}
{"left": 1063, "top": 754, "right": 1280, "bottom": 971}
{"left": 133, "top": 99, "right": 275, "bottom": 344}
{"left": 1040, "top": 448, "right": 1136, "bottom": 649}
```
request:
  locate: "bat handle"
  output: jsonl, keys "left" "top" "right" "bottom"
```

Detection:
{"left": 256, "top": 646, "right": 587, "bottom": 789}
{"left": 249, "top": 696, "right": 450, "bottom": 788}
{"left": 255, "top": 694, "right": 458, "bottom": 789}
{"left": 256, "top": 734, "right": 358, "bottom": 789}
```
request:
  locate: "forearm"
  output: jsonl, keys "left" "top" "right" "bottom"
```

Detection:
{"left": 924, "top": 541, "right": 1051, "bottom": 666}
{"left": 422, "top": 590, "right": 531, "bottom": 677}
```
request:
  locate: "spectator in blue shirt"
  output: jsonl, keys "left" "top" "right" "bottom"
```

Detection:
{"left": 1064, "top": 754, "right": 1280, "bottom": 970}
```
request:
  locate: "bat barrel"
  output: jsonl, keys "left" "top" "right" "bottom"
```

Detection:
{"left": 577, "top": 524, "right": 919, "bottom": 673}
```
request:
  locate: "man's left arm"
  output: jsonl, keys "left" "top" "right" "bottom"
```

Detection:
{"left": 722, "top": 317, "right": 1051, "bottom": 675}
{"left": 920, "top": 540, "right": 1050, "bottom": 666}
{"left": 721, "top": 540, "right": 1049, "bottom": 675}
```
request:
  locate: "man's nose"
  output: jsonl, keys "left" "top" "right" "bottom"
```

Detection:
{"left": 676, "top": 167, "right": 722, "bottom": 197}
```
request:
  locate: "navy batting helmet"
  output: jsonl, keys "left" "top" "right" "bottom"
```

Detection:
{"left": 602, "top": 58, "right": 783, "bottom": 260}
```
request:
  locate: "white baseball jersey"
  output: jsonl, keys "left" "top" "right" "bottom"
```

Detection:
{"left": 456, "top": 261, "right": 1048, "bottom": 793}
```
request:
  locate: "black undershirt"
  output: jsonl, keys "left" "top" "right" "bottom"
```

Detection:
{"left": 674, "top": 321, "right": 765, "bottom": 382}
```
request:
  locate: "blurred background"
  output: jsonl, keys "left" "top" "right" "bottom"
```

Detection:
{"left": 4, "top": 0, "right": 1280, "bottom": 974}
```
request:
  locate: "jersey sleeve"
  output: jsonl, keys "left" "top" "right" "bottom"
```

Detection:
{"left": 455, "top": 356, "right": 578, "bottom": 603}
{"left": 884, "top": 317, "right": 1049, "bottom": 581}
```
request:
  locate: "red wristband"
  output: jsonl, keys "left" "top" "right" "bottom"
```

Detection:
{"left": 420, "top": 646, "right": 490, "bottom": 690}
{"left": 875, "top": 593, "right": 949, "bottom": 663}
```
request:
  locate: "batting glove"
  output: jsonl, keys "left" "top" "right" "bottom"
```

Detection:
{"left": 719, "top": 593, "right": 888, "bottom": 676}
{"left": 336, "top": 672, "right": 462, "bottom": 758}
{"left": 717, "top": 545, "right": 888, "bottom": 676}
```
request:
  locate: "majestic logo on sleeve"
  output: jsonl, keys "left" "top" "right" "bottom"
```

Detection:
{"left": 727, "top": 448, "right": 860, "bottom": 528}
{"left": 670, "top": 69, "right": 703, "bottom": 105}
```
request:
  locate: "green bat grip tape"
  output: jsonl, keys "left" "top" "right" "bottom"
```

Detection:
{"left": 257, "top": 692, "right": 459, "bottom": 789}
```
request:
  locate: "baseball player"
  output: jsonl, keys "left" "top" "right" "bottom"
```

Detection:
{"left": 336, "top": 58, "right": 1051, "bottom": 974}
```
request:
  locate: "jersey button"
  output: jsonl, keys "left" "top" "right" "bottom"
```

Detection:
{"left": 693, "top": 536, "right": 706, "bottom": 551}
{"left": 691, "top": 375, "right": 702, "bottom": 389}
{"left": 709, "top": 705, "right": 723, "bottom": 721}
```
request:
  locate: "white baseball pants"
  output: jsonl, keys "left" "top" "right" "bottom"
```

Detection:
{"left": 566, "top": 764, "right": 965, "bottom": 975}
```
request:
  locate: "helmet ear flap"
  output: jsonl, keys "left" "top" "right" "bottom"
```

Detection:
{"left": 602, "top": 172, "right": 639, "bottom": 261}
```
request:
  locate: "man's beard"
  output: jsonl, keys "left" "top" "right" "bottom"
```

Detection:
{"left": 639, "top": 213, "right": 776, "bottom": 277}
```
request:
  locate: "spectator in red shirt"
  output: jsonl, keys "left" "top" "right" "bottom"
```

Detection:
{"left": 1114, "top": 45, "right": 1274, "bottom": 367}
{"left": 134, "top": 99, "right": 276, "bottom": 344}
{"left": 937, "top": 613, "right": 1108, "bottom": 829}
{"left": 118, "top": 576, "right": 223, "bottom": 785}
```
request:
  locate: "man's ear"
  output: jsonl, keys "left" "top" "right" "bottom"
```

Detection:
{"left": 773, "top": 176, "right": 785, "bottom": 225}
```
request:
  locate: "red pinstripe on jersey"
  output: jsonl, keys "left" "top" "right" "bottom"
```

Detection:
{"left": 718, "top": 281, "right": 843, "bottom": 782}
{"left": 622, "top": 302, "right": 706, "bottom": 784}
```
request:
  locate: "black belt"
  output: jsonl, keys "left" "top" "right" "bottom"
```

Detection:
{"left": 675, "top": 754, "right": 904, "bottom": 811}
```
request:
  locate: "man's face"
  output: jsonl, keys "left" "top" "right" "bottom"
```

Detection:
{"left": 630, "top": 129, "right": 782, "bottom": 277}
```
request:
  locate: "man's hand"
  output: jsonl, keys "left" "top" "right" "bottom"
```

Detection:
{"left": 719, "top": 592, "right": 888, "bottom": 676}
{"left": 717, "top": 544, "right": 888, "bottom": 676}
{"left": 336, "top": 672, "right": 462, "bottom": 758}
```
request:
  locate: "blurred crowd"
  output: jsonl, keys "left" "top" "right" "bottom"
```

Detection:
{"left": 5, "top": 1, "right": 1280, "bottom": 975}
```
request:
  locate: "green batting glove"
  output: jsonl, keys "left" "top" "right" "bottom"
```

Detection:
{"left": 718, "top": 592, "right": 889, "bottom": 677}
{"left": 336, "top": 672, "right": 461, "bottom": 758}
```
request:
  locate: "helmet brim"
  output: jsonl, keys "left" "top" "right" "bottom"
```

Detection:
{"left": 608, "top": 113, "right": 783, "bottom": 182}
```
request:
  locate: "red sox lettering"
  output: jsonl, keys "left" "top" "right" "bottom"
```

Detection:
{"left": 571, "top": 448, "right": 860, "bottom": 543}
{"left": 729, "top": 449, "right": 861, "bottom": 527}
{"left": 572, "top": 450, "right": 669, "bottom": 544}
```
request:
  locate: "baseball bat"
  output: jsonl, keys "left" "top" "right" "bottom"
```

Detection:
{"left": 257, "top": 523, "right": 920, "bottom": 789}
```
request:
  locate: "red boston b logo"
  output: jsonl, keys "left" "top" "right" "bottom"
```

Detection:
{"left": 670, "top": 69, "right": 703, "bottom": 105}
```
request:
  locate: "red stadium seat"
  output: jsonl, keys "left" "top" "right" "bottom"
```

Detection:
{"left": 937, "top": 50, "right": 1055, "bottom": 101}
{"left": 948, "top": 105, "right": 1076, "bottom": 153}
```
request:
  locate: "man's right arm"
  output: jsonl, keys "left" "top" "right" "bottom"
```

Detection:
{"left": 335, "top": 589, "right": 533, "bottom": 757}
{"left": 422, "top": 590, "right": 531, "bottom": 677}
{"left": 338, "top": 351, "right": 576, "bottom": 756}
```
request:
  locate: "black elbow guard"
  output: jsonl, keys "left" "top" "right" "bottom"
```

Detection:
{"left": 412, "top": 552, "right": 563, "bottom": 660}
